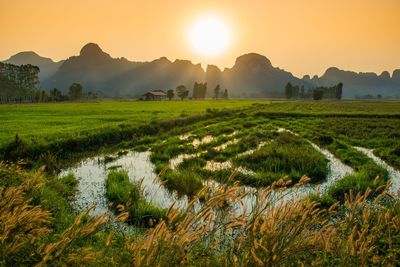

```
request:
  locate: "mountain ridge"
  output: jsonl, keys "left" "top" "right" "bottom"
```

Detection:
{"left": 3, "top": 43, "right": 400, "bottom": 98}
{"left": 4, "top": 51, "right": 64, "bottom": 81}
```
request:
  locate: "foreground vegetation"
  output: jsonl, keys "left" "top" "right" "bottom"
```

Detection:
{"left": 1, "top": 100, "right": 400, "bottom": 265}
{"left": 1, "top": 162, "right": 399, "bottom": 266}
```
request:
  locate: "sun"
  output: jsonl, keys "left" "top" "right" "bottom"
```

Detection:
{"left": 188, "top": 15, "right": 231, "bottom": 57}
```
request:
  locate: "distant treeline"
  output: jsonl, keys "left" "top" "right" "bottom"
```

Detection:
{"left": 285, "top": 82, "right": 343, "bottom": 100}
{"left": 355, "top": 94, "right": 394, "bottom": 100}
{"left": 0, "top": 62, "right": 101, "bottom": 104}
{"left": 0, "top": 62, "right": 40, "bottom": 103}
{"left": 167, "top": 82, "right": 229, "bottom": 101}
{"left": 47, "top": 83, "right": 100, "bottom": 102}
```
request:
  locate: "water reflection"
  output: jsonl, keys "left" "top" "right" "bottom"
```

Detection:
{"left": 61, "top": 151, "right": 188, "bottom": 217}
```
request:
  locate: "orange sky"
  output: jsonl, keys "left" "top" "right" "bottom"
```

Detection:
{"left": 1, "top": 0, "right": 399, "bottom": 77}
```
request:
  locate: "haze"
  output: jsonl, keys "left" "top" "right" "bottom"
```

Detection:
{"left": 1, "top": 0, "right": 399, "bottom": 77}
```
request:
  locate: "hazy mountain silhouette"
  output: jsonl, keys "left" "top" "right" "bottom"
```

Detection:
{"left": 392, "top": 70, "right": 400, "bottom": 83}
{"left": 303, "top": 67, "right": 400, "bottom": 98}
{"left": 5, "top": 43, "right": 400, "bottom": 98}
{"left": 104, "top": 57, "right": 205, "bottom": 96}
{"left": 4, "top": 51, "right": 63, "bottom": 81}
{"left": 43, "top": 43, "right": 142, "bottom": 92}
{"left": 218, "top": 53, "right": 311, "bottom": 97}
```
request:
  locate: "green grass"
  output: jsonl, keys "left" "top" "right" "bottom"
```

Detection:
{"left": 105, "top": 169, "right": 165, "bottom": 227}
{"left": 105, "top": 170, "right": 135, "bottom": 204}
{"left": 0, "top": 100, "right": 263, "bottom": 147}
{"left": 162, "top": 158, "right": 205, "bottom": 196}
{"left": 233, "top": 132, "right": 329, "bottom": 184}
{"left": 253, "top": 100, "right": 400, "bottom": 115}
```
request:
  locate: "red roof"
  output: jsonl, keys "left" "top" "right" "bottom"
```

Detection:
{"left": 144, "top": 91, "right": 167, "bottom": 96}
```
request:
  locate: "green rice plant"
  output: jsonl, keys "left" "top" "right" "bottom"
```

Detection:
{"left": 105, "top": 170, "right": 134, "bottom": 204}
{"left": 105, "top": 170, "right": 165, "bottom": 227}
{"left": 162, "top": 169, "right": 203, "bottom": 197}
{"left": 325, "top": 163, "right": 389, "bottom": 202}
{"left": 234, "top": 132, "right": 328, "bottom": 184}
{"left": 327, "top": 141, "right": 371, "bottom": 170}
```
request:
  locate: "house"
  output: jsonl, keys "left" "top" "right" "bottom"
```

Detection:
{"left": 142, "top": 90, "right": 167, "bottom": 101}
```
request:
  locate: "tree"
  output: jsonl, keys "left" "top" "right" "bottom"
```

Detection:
{"left": 336, "top": 82, "right": 343, "bottom": 100}
{"left": 214, "top": 85, "right": 220, "bottom": 100}
{"left": 285, "top": 83, "right": 293, "bottom": 99}
{"left": 313, "top": 88, "right": 324, "bottom": 100}
{"left": 86, "top": 91, "right": 98, "bottom": 99}
{"left": 300, "top": 86, "right": 305, "bottom": 99}
{"left": 68, "top": 83, "right": 83, "bottom": 101}
{"left": 223, "top": 89, "right": 228, "bottom": 99}
{"left": 292, "top": 85, "right": 300, "bottom": 98}
{"left": 40, "top": 90, "right": 47, "bottom": 102}
{"left": 193, "top": 82, "right": 207, "bottom": 99}
{"left": 50, "top": 88, "right": 62, "bottom": 102}
{"left": 167, "top": 89, "right": 174, "bottom": 100}
{"left": 176, "top": 85, "right": 188, "bottom": 101}
{"left": 0, "top": 62, "right": 40, "bottom": 102}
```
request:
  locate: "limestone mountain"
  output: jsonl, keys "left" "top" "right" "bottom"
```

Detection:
{"left": 305, "top": 67, "right": 400, "bottom": 98}
{"left": 42, "top": 43, "right": 142, "bottom": 92}
{"left": 5, "top": 43, "right": 400, "bottom": 98}
{"left": 3, "top": 51, "right": 63, "bottom": 82}
{"left": 105, "top": 57, "right": 205, "bottom": 96}
{"left": 219, "top": 53, "right": 311, "bottom": 98}
{"left": 393, "top": 70, "right": 400, "bottom": 83}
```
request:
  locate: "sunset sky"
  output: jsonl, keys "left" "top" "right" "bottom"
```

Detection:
{"left": 1, "top": 0, "right": 399, "bottom": 77}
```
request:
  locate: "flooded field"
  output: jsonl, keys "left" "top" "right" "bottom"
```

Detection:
{"left": 56, "top": 109, "right": 400, "bottom": 227}
{"left": 63, "top": 130, "right": 399, "bottom": 219}
{"left": 2, "top": 100, "right": 400, "bottom": 266}
{"left": 355, "top": 147, "right": 400, "bottom": 196}
{"left": 61, "top": 151, "right": 188, "bottom": 217}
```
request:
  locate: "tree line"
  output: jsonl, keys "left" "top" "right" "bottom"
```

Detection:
{"left": 0, "top": 62, "right": 40, "bottom": 103}
{"left": 0, "top": 62, "right": 99, "bottom": 104}
{"left": 166, "top": 82, "right": 229, "bottom": 101}
{"left": 285, "top": 82, "right": 343, "bottom": 100}
{"left": 48, "top": 83, "right": 100, "bottom": 102}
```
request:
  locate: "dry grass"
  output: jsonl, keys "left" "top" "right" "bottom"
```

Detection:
{"left": 1, "top": 162, "right": 399, "bottom": 266}
{"left": 123, "top": 176, "right": 400, "bottom": 266}
{"left": 36, "top": 207, "right": 108, "bottom": 266}
{"left": 0, "top": 162, "right": 109, "bottom": 266}
{"left": 0, "top": 184, "right": 52, "bottom": 263}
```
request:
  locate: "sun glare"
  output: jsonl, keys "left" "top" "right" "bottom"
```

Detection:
{"left": 188, "top": 15, "right": 231, "bottom": 57}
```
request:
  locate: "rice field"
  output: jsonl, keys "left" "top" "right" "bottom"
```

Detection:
{"left": 1, "top": 99, "right": 400, "bottom": 266}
